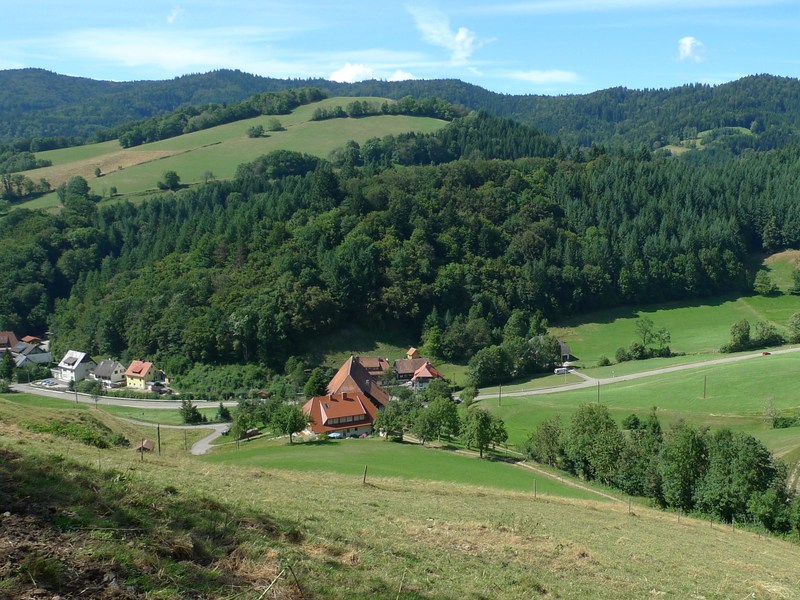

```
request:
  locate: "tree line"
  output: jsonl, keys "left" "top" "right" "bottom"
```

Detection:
{"left": 116, "top": 88, "right": 327, "bottom": 148}
{"left": 525, "top": 404, "right": 800, "bottom": 535}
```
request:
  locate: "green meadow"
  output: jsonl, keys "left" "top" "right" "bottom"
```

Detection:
{"left": 205, "top": 435, "right": 604, "bottom": 500}
{"left": 17, "top": 97, "right": 447, "bottom": 210}
{"left": 479, "top": 351, "right": 800, "bottom": 457}
{"left": 551, "top": 292, "right": 800, "bottom": 368}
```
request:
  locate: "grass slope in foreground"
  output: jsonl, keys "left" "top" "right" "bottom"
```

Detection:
{"left": 2, "top": 400, "right": 800, "bottom": 599}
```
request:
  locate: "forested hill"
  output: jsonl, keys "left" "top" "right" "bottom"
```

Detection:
{"left": 3, "top": 68, "right": 800, "bottom": 152}
{"left": 5, "top": 128, "right": 800, "bottom": 375}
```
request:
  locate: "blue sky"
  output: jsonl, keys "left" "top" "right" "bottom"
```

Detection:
{"left": 2, "top": 1, "right": 799, "bottom": 95}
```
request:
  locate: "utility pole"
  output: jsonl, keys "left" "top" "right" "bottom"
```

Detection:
{"left": 498, "top": 383, "right": 502, "bottom": 407}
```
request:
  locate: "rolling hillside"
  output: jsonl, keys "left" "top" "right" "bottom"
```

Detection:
{"left": 16, "top": 96, "right": 447, "bottom": 206}
{"left": 4, "top": 68, "right": 800, "bottom": 151}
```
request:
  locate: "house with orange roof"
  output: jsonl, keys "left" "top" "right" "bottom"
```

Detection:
{"left": 327, "top": 356, "right": 390, "bottom": 409}
{"left": 411, "top": 361, "right": 445, "bottom": 390}
{"left": 125, "top": 360, "right": 158, "bottom": 389}
{"left": 394, "top": 357, "right": 430, "bottom": 382}
{"left": 302, "top": 392, "right": 379, "bottom": 436}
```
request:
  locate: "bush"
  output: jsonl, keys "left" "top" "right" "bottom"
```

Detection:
{"left": 615, "top": 347, "right": 630, "bottom": 363}
{"left": 596, "top": 355, "right": 611, "bottom": 367}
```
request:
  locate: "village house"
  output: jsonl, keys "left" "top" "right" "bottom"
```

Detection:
{"left": 91, "top": 359, "right": 127, "bottom": 388}
{"left": 353, "top": 356, "right": 390, "bottom": 377}
{"left": 394, "top": 357, "right": 431, "bottom": 382}
{"left": 125, "top": 360, "right": 158, "bottom": 389}
{"left": 327, "top": 356, "right": 390, "bottom": 409}
{"left": 302, "top": 392, "right": 379, "bottom": 437}
{"left": 53, "top": 350, "right": 97, "bottom": 383}
{"left": 410, "top": 361, "right": 445, "bottom": 390}
{"left": 9, "top": 341, "right": 52, "bottom": 369}
{"left": 0, "top": 331, "right": 19, "bottom": 351}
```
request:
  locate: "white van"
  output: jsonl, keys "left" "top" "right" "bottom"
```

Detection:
{"left": 554, "top": 367, "right": 569, "bottom": 375}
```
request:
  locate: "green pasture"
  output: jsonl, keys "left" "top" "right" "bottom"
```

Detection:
{"left": 205, "top": 436, "right": 603, "bottom": 500}
{"left": 479, "top": 351, "right": 800, "bottom": 454}
{"left": 98, "top": 403, "right": 218, "bottom": 425}
{"left": 552, "top": 292, "right": 800, "bottom": 368}
{"left": 16, "top": 97, "right": 446, "bottom": 207}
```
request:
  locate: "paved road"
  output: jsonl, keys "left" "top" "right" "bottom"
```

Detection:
{"left": 10, "top": 383, "right": 235, "bottom": 455}
{"left": 475, "top": 345, "right": 800, "bottom": 401}
{"left": 10, "top": 382, "right": 237, "bottom": 409}
{"left": 117, "top": 417, "right": 229, "bottom": 455}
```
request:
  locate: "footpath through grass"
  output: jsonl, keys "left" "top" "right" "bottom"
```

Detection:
{"left": 205, "top": 436, "right": 603, "bottom": 500}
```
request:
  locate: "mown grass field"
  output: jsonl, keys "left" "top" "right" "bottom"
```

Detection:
{"left": 204, "top": 435, "right": 602, "bottom": 500}
{"left": 16, "top": 97, "right": 447, "bottom": 210}
{"left": 551, "top": 292, "right": 799, "bottom": 368}
{"left": 2, "top": 394, "right": 800, "bottom": 599}
{"left": 479, "top": 351, "right": 800, "bottom": 456}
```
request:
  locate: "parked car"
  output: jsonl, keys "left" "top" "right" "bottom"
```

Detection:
{"left": 554, "top": 367, "right": 569, "bottom": 375}
{"left": 348, "top": 433, "right": 360, "bottom": 439}
{"left": 328, "top": 432, "right": 343, "bottom": 439}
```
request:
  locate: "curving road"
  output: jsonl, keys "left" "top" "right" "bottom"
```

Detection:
{"left": 10, "top": 382, "right": 235, "bottom": 454}
{"left": 475, "top": 345, "right": 800, "bottom": 401}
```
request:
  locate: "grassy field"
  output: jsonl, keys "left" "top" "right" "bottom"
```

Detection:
{"left": 16, "top": 97, "right": 446, "bottom": 210}
{"left": 205, "top": 435, "right": 602, "bottom": 500}
{"left": 478, "top": 352, "right": 800, "bottom": 456}
{"left": 551, "top": 292, "right": 799, "bottom": 368}
{"left": 2, "top": 396, "right": 800, "bottom": 598}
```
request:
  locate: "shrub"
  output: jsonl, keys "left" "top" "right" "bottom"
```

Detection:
{"left": 596, "top": 354, "right": 611, "bottom": 367}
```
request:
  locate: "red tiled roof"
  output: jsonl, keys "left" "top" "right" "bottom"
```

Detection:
{"left": 0, "top": 331, "right": 19, "bottom": 349}
{"left": 412, "top": 361, "right": 444, "bottom": 381}
{"left": 302, "top": 393, "right": 379, "bottom": 434}
{"left": 21, "top": 335, "right": 41, "bottom": 344}
{"left": 327, "top": 356, "right": 390, "bottom": 408}
{"left": 125, "top": 360, "right": 154, "bottom": 378}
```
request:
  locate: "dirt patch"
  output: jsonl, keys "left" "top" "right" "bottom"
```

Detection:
{"left": 764, "top": 249, "right": 800, "bottom": 267}
{"left": 24, "top": 150, "right": 179, "bottom": 189}
{"left": 0, "top": 512, "right": 138, "bottom": 599}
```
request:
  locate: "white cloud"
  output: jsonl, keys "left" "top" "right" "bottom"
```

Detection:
{"left": 406, "top": 5, "right": 490, "bottom": 65}
{"left": 678, "top": 36, "right": 704, "bottom": 61}
{"left": 167, "top": 6, "right": 183, "bottom": 24}
{"left": 388, "top": 70, "right": 417, "bottom": 81}
{"left": 507, "top": 69, "right": 580, "bottom": 84}
{"left": 329, "top": 63, "right": 374, "bottom": 83}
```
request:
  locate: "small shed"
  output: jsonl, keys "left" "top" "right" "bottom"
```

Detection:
{"left": 134, "top": 439, "right": 155, "bottom": 452}
{"left": 558, "top": 340, "right": 572, "bottom": 364}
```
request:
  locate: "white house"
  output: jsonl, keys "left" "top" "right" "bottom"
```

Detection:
{"left": 53, "top": 350, "right": 97, "bottom": 383}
